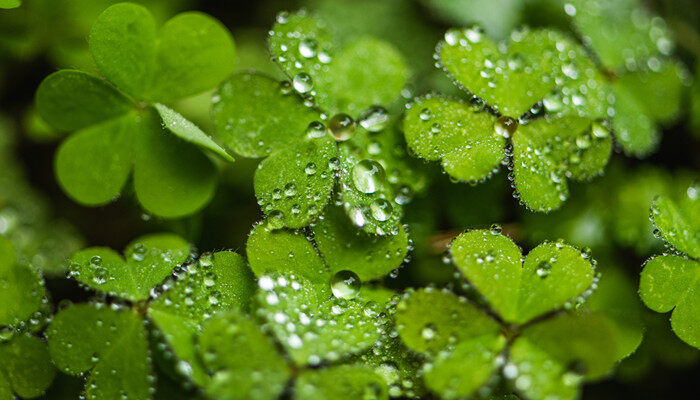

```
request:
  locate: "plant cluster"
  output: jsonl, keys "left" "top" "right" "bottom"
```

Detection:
{"left": 0, "top": 0, "right": 698, "bottom": 399}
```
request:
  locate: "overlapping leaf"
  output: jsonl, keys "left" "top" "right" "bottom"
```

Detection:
{"left": 35, "top": 3, "right": 235, "bottom": 217}
{"left": 0, "top": 236, "right": 45, "bottom": 327}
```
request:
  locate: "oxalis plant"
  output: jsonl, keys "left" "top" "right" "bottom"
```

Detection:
{"left": 1, "top": 0, "right": 698, "bottom": 399}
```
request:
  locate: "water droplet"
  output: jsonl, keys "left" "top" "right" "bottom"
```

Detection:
{"left": 352, "top": 160, "right": 386, "bottom": 194}
{"left": 279, "top": 81, "right": 292, "bottom": 95}
{"left": 419, "top": 108, "right": 432, "bottom": 121}
{"left": 298, "top": 38, "right": 317, "bottom": 58}
{"left": 93, "top": 267, "right": 109, "bottom": 285}
{"left": 90, "top": 256, "right": 102, "bottom": 267}
{"left": 591, "top": 121, "right": 609, "bottom": 139}
{"left": 421, "top": 324, "right": 437, "bottom": 341}
{"left": 490, "top": 224, "right": 502, "bottom": 235}
{"left": 306, "top": 121, "right": 327, "bottom": 139}
{"left": 507, "top": 53, "right": 524, "bottom": 71}
{"left": 494, "top": 116, "right": 518, "bottom": 138}
{"left": 267, "top": 211, "right": 285, "bottom": 230}
{"left": 305, "top": 163, "right": 317, "bottom": 176}
{"left": 328, "top": 113, "right": 356, "bottom": 141}
{"left": 292, "top": 73, "right": 313, "bottom": 93}
{"left": 370, "top": 199, "right": 393, "bottom": 222}
{"left": 330, "top": 270, "right": 361, "bottom": 299}
{"left": 359, "top": 106, "right": 389, "bottom": 132}
{"left": 536, "top": 261, "right": 552, "bottom": 278}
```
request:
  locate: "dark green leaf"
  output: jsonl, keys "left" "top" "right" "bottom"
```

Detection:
{"left": 295, "top": 365, "right": 388, "bottom": 400}
{"left": 0, "top": 236, "right": 45, "bottom": 327}
{"left": 0, "top": 334, "right": 55, "bottom": 399}
{"left": 651, "top": 195, "right": 700, "bottom": 258}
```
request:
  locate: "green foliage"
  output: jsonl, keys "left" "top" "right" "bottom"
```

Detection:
{"left": 0, "top": 0, "right": 20, "bottom": 9}
{"left": 35, "top": 3, "right": 235, "bottom": 217}
{"left": 0, "top": 334, "right": 55, "bottom": 399}
{"left": 640, "top": 187, "right": 700, "bottom": 348}
{"left": 0, "top": 236, "right": 45, "bottom": 327}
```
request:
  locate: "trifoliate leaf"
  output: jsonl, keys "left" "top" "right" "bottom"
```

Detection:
{"left": 651, "top": 195, "right": 700, "bottom": 258}
{"left": 198, "top": 311, "right": 290, "bottom": 400}
{"left": 424, "top": 334, "right": 506, "bottom": 399}
{"left": 437, "top": 28, "right": 559, "bottom": 117}
{"left": 450, "top": 230, "right": 595, "bottom": 324}
{"left": 147, "top": 251, "right": 256, "bottom": 385}
{"left": 246, "top": 222, "right": 330, "bottom": 292}
{"left": 47, "top": 304, "right": 151, "bottom": 400}
{"left": 254, "top": 135, "right": 337, "bottom": 228}
{"left": 212, "top": 72, "right": 319, "bottom": 158}
{"left": 254, "top": 273, "right": 383, "bottom": 366}
{"left": 34, "top": 70, "right": 133, "bottom": 132}
{"left": 0, "top": 334, "right": 55, "bottom": 399}
{"left": 508, "top": 312, "right": 618, "bottom": 400}
{"left": 313, "top": 206, "right": 408, "bottom": 281}
{"left": 403, "top": 96, "right": 505, "bottom": 183}
{"left": 316, "top": 37, "right": 408, "bottom": 116}
{"left": 132, "top": 110, "right": 218, "bottom": 218}
{"left": 337, "top": 144, "right": 403, "bottom": 235}
{"left": 568, "top": 0, "right": 673, "bottom": 70}
{"left": 54, "top": 113, "right": 135, "bottom": 206}
{"left": 154, "top": 104, "right": 233, "bottom": 162}
{"left": 587, "top": 265, "right": 644, "bottom": 360}
{"left": 0, "top": 236, "right": 45, "bottom": 327}
{"left": 640, "top": 255, "right": 700, "bottom": 348}
{"left": 295, "top": 365, "right": 388, "bottom": 400}
{"left": 615, "top": 61, "right": 685, "bottom": 124}
{"left": 395, "top": 288, "right": 502, "bottom": 354}
{"left": 513, "top": 116, "right": 611, "bottom": 212}
{"left": 90, "top": 3, "right": 235, "bottom": 102}
{"left": 68, "top": 233, "right": 190, "bottom": 301}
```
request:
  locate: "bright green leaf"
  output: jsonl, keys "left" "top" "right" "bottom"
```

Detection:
{"left": 254, "top": 135, "right": 337, "bottom": 228}
{"left": 35, "top": 70, "right": 133, "bottom": 131}
{"left": 0, "top": 334, "right": 55, "bottom": 399}
{"left": 295, "top": 365, "right": 388, "bottom": 400}
{"left": 615, "top": 61, "right": 686, "bottom": 124}
{"left": 313, "top": 205, "right": 408, "bottom": 281}
{"left": 47, "top": 304, "right": 151, "bottom": 400}
{"left": 198, "top": 311, "right": 290, "bottom": 400}
{"left": 212, "top": 72, "right": 320, "bottom": 158}
{"left": 403, "top": 96, "right": 504, "bottom": 183}
{"left": 640, "top": 255, "right": 700, "bottom": 348}
{"left": 0, "top": 236, "right": 44, "bottom": 327}
{"left": 0, "top": 0, "right": 20, "bottom": 9}
{"left": 395, "top": 288, "right": 501, "bottom": 354}
{"left": 68, "top": 233, "right": 190, "bottom": 301}
{"left": 651, "top": 195, "right": 700, "bottom": 258}
{"left": 154, "top": 104, "right": 234, "bottom": 162}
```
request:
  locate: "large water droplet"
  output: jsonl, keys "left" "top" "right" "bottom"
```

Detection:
{"left": 328, "top": 113, "right": 356, "bottom": 141}
{"left": 359, "top": 106, "right": 389, "bottom": 132}
{"left": 352, "top": 160, "right": 386, "bottom": 194}
{"left": 494, "top": 116, "right": 518, "bottom": 138}
{"left": 370, "top": 199, "right": 393, "bottom": 221}
{"left": 331, "top": 270, "right": 361, "bottom": 299}
{"left": 298, "top": 38, "right": 317, "bottom": 58}
{"left": 306, "top": 121, "right": 327, "bottom": 139}
{"left": 292, "top": 73, "right": 313, "bottom": 93}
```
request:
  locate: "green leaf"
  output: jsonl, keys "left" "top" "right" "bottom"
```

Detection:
{"left": 437, "top": 28, "right": 559, "bottom": 117}
{"left": 315, "top": 37, "right": 408, "bottom": 116}
{"left": 421, "top": 0, "right": 521, "bottom": 39}
{"left": 509, "top": 312, "right": 619, "bottom": 400}
{"left": 313, "top": 205, "right": 408, "bottom": 281}
{"left": 0, "top": 334, "right": 55, "bottom": 399}
{"left": 198, "top": 311, "right": 290, "bottom": 400}
{"left": 269, "top": 10, "right": 334, "bottom": 78}
{"left": 0, "top": 236, "right": 45, "bottom": 327}
{"left": 403, "top": 96, "right": 505, "bottom": 182}
{"left": 148, "top": 251, "right": 256, "bottom": 385}
{"left": 423, "top": 334, "right": 505, "bottom": 399}
{"left": 569, "top": 0, "right": 673, "bottom": 70}
{"left": 615, "top": 61, "right": 686, "bottom": 124}
{"left": 395, "top": 288, "right": 502, "bottom": 354}
{"left": 133, "top": 111, "right": 218, "bottom": 218}
{"left": 513, "top": 116, "right": 611, "bottom": 212}
{"left": 611, "top": 76, "right": 659, "bottom": 157}
{"left": 651, "top": 195, "right": 700, "bottom": 258}
{"left": 640, "top": 255, "right": 700, "bottom": 348}
{"left": 154, "top": 104, "right": 234, "bottom": 162}
{"left": 254, "top": 135, "right": 337, "bottom": 229}
{"left": 295, "top": 365, "right": 388, "bottom": 400}
{"left": 47, "top": 304, "right": 151, "bottom": 400}
{"left": 212, "top": 72, "right": 320, "bottom": 158}
{"left": 0, "top": 0, "right": 20, "bottom": 9}
{"left": 54, "top": 113, "right": 135, "bottom": 206}
{"left": 254, "top": 273, "right": 383, "bottom": 365}
{"left": 587, "top": 265, "right": 644, "bottom": 360}
{"left": 35, "top": 70, "right": 133, "bottom": 131}
{"left": 450, "top": 230, "right": 595, "bottom": 324}
{"left": 68, "top": 233, "right": 190, "bottom": 301}
{"left": 90, "top": 4, "right": 235, "bottom": 102}
{"left": 246, "top": 222, "right": 330, "bottom": 292}
{"left": 89, "top": 2, "right": 157, "bottom": 99}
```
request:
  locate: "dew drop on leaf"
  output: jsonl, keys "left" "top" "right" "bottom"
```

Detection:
{"left": 370, "top": 199, "right": 393, "bottom": 222}
{"left": 330, "top": 270, "right": 361, "bottom": 299}
{"left": 328, "top": 113, "right": 356, "bottom": 141}
{"left": 306, "top": 121, "right": 327, "bottom": 139}
{"left": 494, "top": 116, "right": 518, "bottom": 139}
{"left": 352, "top": 160, "right": 386, "bottom": 194}
{"left": 359, "top": 106, "right": 389, "bottom": 132}
{"left": 298, "top": 38, "right": 318, "bottom": 58}
{"left": 292, "top": 73, "right": 313, "bottom": 93}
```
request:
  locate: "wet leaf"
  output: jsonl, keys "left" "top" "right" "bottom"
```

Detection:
{"left": 0, "top": 236, "right": 45, "bottom": 327}
{"left": 295, "top": 364, "right": 388, "bottom": 400}
{"left": 0, "top": 334, "right": 55, "bottom": 399}
{"left": 650, "top": 195, "right": 700, "bottom": 258}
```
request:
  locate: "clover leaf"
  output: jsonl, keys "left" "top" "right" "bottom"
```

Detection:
{"left": 0, "top": 236, "right": 45, "bottom": 327}
{"left": 0, "top": 0, "right": 20, "bottom": 9}
{"left": 212, "top": 10, "right": 414, "bottom": 234}
{"left": 449, "top": 229, "right": 596, "bottom": 323}
{"left": 404, "top": 28, "right": 612, "bottom": 212}
{"left": 294, "top": 364, "right": 388, "bottom": 400}
{"left": 566, "top": 0, "right": 688, "bottom": 157}
{"left": 640, "top": 188, "right": 700, "bottom": 348}
{"left": 35, "top": 3, "right": 236, "bottom": 218}
{"left": 47, "top": 303, "right": 152, "bottom": 400}
{"left": 67, "top": 233, "right": 191, "bottom": 301}
{"left": 0, "top": 334, "right": 55, "bottom": 399}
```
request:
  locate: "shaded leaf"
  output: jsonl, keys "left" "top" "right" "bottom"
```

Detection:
{"left": 651, "top": 195, "right": 700, "bottom": 258}
{"left": 0, "top": 236, "right": 45, "bottom": 327}
{"left": 295, "top": 364, "right": 388, "bottom": 400}
{"left": 0, "top": 334, "right": 55, "bottom": 399}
